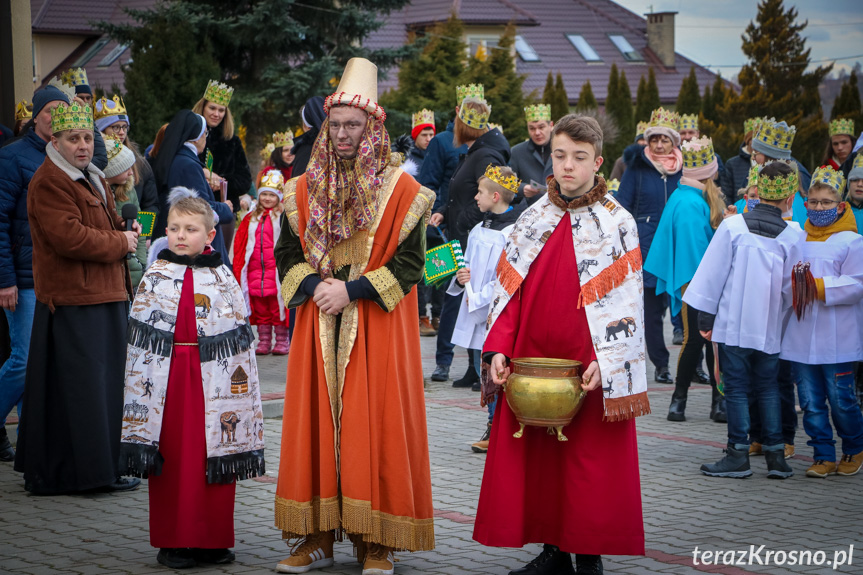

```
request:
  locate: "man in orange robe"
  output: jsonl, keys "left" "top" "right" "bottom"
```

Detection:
{"left": 273, "top": 58, "right": 435, "bottom": 575}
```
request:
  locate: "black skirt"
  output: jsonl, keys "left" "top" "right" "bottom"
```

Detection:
{"left": 14, "top": 300, "right": 128, "bottom": 493}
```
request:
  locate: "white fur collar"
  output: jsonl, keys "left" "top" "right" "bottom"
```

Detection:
{"left": 45, "top": 141, "right": 108, "bottom": 202}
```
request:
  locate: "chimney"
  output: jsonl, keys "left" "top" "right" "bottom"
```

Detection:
{"left": 645, "top": 11, "right": 677, "bottom": 68}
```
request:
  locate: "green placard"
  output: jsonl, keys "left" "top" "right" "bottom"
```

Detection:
{"left": 137, "top": 211, "right": 156, "bottom": 237}
{"left": 424, "top": 240, "right": 464, "bottom": 287}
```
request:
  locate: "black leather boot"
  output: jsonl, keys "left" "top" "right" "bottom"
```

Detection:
{"left": 667, "top": 393, "right": 687, "bottom": 422}
{"left": 0, "top": 428, "right": 14, "bottom": 462}
{"left": 509, "top": 544, "right": 575, "bottom": 575}
{"left": 765, "top": 449, "right": 794, "bottom": 479}
{"left": 700, "top": 447, "right": 753, "bottom": 478}
{"left": 710, "top": 396, "right": 727, "bottom": 423}
{"left": 575, "top": 554, "right": 603, "bottom": 574}
{"left": 453, "top": 353, "right": 480, "bottom": 388}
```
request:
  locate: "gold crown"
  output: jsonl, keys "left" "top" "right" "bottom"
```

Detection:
{"left": 94, "top": 95, "right": 128, "bottom": 121}
{"left": 203, "top": 80, "right": 234, "bottom": 107}
{"left": 273, "top": 131, "right": 293, "bottom": 149}
{"left": 607, "top": 178, "right": 620, "bottom": 193}
{"left": 757, "top": 166, "right": 799, "bottom": 200}
{"left": 648, "top": 107, "right": 680, "bottom": 130}
{"left": 412, "top": 109, "right": 434, "bottom": 129}
{"left": 830, "top": 118, "right": 854, "bottom": 137}
{"left": 754, "top": 118, "right": 796, "bottom": 154}
{"left": 456, "top": 84, "right": 484, "bottom": 104}
{"left": 744, "top": 117, "right": 764, "bottom": 135}
{"left": 810, "top": 165, "right": 846, "bottom": 193}
{"left": 458, "top": 101, "right": 490, "bottom": 129}
{"left": 853, "top": 154, "right": 863, "bottom": 171}
{"left": 524, "top": 104, "right": 551, "bottom": 123}
{"left": 50, "top": 101, "right": 93, "bottom": 133}
{"left": 483, "top": 164, "right": 520, "bottom": 195}
{"left": 104, "top": 137, "right": 124, "bottom": 162}
{"left": 636, "top": 121, "right": 648, "bottom": 135}
{"left": 679, "top": 114, "right": 699, "bottom": 131}
{"left": 489, "top": 123, "right": 503, "bottom": 134}
{"left": 59, "top": 67, "right": 88, "bottom": 87}
{"left": 681, "top": 137, "right": 715, "bottom": 170}
{"left": 259, "top": 169, "right": 285, "bottom": 191}
{"left": 48, "top": 76, "right": 77, "bottom": 101}
{"left": 260, "top": 142, "right": 275, "bottom": 161}
{"left": 747, "top": 164, "right": 760, "bottom": 188}
{"left": 16, "top": 100, "right": 32, "bottom": 121}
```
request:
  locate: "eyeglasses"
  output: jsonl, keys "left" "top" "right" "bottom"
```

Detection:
{"left": 807, "top": 199, "right": 839, "bottom": 208}
{"left": 111, "top": 124, "right": 129, "bottom": 133}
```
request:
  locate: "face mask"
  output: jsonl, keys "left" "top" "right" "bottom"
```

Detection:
{"left": 746, "top": 198, "right": 760, "bottom": 212}
{"left": 807, "top": 207, "right": 839, "bottom": 227}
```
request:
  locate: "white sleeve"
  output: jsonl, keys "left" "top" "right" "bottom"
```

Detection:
{"left": 682, "top": 221, "right": 733, "bottom": 315}
{"left": 446, "top": 275, "right": 464, "bottom": 296}
{"left": 823, "top": 235, "right": 863, "bottom": 307}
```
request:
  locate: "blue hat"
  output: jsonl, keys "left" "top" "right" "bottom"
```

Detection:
{"left": 32, "top": 86, "right": 70, "bottom": 117}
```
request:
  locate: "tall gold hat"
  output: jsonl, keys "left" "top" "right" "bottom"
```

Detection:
{"left": 483, "top": 164, "right": 521, "bottom": 195}
{"left": 810, "top": 165, "right": 846, "bottom": 193}
{"left": 273, "top": 131, "right": 293, "bottom": 149}
{"left": 324, "top": 58, "right": 385, "bottom": 120}
{"left": 456, "top": 84, "right": 484, "bottom": 104}
{"left": 16, "top": 100, "right": 32, "bottom": 121}
{"left": 412, "top": 109, "right": 435, "bottom": 130}
{"left": 51, "top": 101, "right": 93, "bottom": 133}
{"left": 679, "top": 113, "right": 699, "bottom": 131}
{"left": 203, "top": 80, "right": 234, "bottom": 107}
{"left": 524, "top": 104, "right": 551, "bottom": 123}
{"left": 829, "top": 118, "right": 854, "bottom": 138}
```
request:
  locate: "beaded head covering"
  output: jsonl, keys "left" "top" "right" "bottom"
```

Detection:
{"left": 524, "top": 104, "right": 551, "bottom": 123}
{"left": 273, "top": 131, "right": 293, "bottom": 149}
{"left": 458, "top": 97, "right": 490, "bottom": 130}
{"left": 456, "top": 84, "right": 484, "bottom": 105}
{"left": 829, "top": 118, "right": 854, "bottom": 138}
{"left": 51, "top": 101, "right": 93, "bottom": 133}
{"left": 758, "top": 162, "right": 799, "bottom": 200}
{"left": 752, "top": 118, "right": 796, "bottom": 160}
{"left": 483, "top": 164, "right": 521, "bottom": 195}
{"left": 679, "top": 114, "right": 699, "bottom": 132}
{"left": 203, "top": 80, "right": 234, "bottom": 107}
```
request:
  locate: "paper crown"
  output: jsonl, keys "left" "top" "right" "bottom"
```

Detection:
{"left": 325, "top": 58, "right": 385, "bottom": 120}
{"left": 51, "top": 101, "right": 93, "bottom": 133}
{"left": 757, "top": 164, "right": 799, "bottom": 200}
{"left": 853, "top": 154, "right": 863, "bottom": 171}
{"left": 260, "top": 142, "right": 275, "bottom": 161}
{"left": 829, "top": 118, "right": 854, "bottom": 137}
{"left": 203, "top": 80, "right": 234, "bottom": 107}
{"left": 489, "top": 123, "right": 504, "bottom": 134}
{"left": 104, "top": 137, "right": 124, "bottom": 162}
{"left": 681, "top": 137, "right": 716, "bottom": 170}
{"left": 60, "top": 67, "right": 88, "bottom": 88}
{"left": 753, "top": 118, "right": 796, "bottom": 159}
{"left": 810, "top": 165, "right": 846, "bottom": 193}
{"left": 483, "top": 164, "right": 521, "bottom": 195}
{"left": 744, "top": 117, "right": 764, "bottom": 135}
{"left": 636, "top": 121, "right": 648, "bottom": 136}
{"left": 679, "top": 114, "right": 699, "bottom": 131}
{"left": 458, "top": 99, "right": 490, "bottom": 130}
{"left": 273, "top": 131, "right": 293, "bottom": 149}
{"left": 48, "top": 76, "right": 77, "bottom": 102}
{"left": 648, "top": 107, "right": 680, "bottom": 130}
{"left": 524, "top": 104, "right": 551, "bottom": 123}
{"left": 259, "top": 169, "right": 285, "bottom": 193}
{"left": 412, "top": 109, "right": 434, "bottom": 129}
{"left": 94, "top": 95, "right": 128, "bottom": 121}
{"left": 456, "top": 84, "right": 484, "bottom": 104}
{"left": 16, "top": 100, "right": 32, "bottom": 121}
{"left": 607, "top": 178, "right": 620, "bottom": 193}
{"left": 747, "top": 164, "right": 760, "bottom": 188}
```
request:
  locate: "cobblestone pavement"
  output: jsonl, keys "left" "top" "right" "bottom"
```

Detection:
{"left": 2, "top": 319, "right": 862, "bottom": 574}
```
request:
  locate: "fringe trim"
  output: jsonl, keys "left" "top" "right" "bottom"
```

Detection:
{"left": 496, "top": 251, "right": 523, "bottom": 296}
{"left": 602, "top": 391, "right": 652, "bottom": 422}
{"left": 118, "top": 442, "right": 164, "bottom": 478}
{"left": 578, "top": 247, "right": 643, "bottom": 308}
{"left": 206, "top": 449, "right": 266, "bottom": 483}
{"left": 275, "top": 495, "right": 342, "bottom": 537}
{"left": 342, "top": 496, "right": 435, "bottom": 552}
{"left": 198, "top": 323, "right": 255, "bottom": 362}
{"left": 127, "top": 318, "right": 174, "bottom": 357}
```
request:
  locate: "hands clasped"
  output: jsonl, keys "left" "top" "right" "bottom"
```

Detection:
{"left": 314, "top": 278, "right": 350, "bottom": 315}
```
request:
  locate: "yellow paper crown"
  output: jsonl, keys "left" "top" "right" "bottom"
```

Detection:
{"left": 754, "top": 118, "right": 796, "bottom": 154}
{"left": 853, "top": 154, "right": 863, "bottom": 171}
{"left": 757, "top": 165, "right": 799, "bottom": 200}
{"left": 94, "top": 95, "right": 128, "bottom": 121}
{"left": 203, "top": 80, "right": 234, "bottom": 107}
{"left": 50, "top": 101, "right": 93, "bottom": 133}
{"left": 810, "top": 165, "right": 846, "bottom": 193}
{"left": 681, "top": 137, "right": 716, "bottom": 170}
{"left": 524, "top": 104, "right": 551, "bottom": 123}
{"left": 489, "top": 123, "right": 503, "bottom": 134}
{"left": 16, "top": 100, "right": 32, "bottom": 121}
{"left": 273, "top": 131, "right": 293, "bottom": 149}
{"left": 679, "top": 114, "right": 699, "bottom": 131}
{"left": 830, "top": 118, "right": 854, "bottom": 137}
{"left": 412, "top": 109, "right": 434, "bottom": 129}
{"left": 60, "top": 67, "right": 88, "bottom": 87}
{"left": 648, "top": 107, "right": 680, "bottom": 130}
{"left": 458, "top": 99, "right": 490, "bottom": 130}
{"left": 260, "top": 142, "right": 275, "bottom": 161}
{"left": 104, "top": 137, "right": 124, "bottom": 162}
{"left": 483, "top": 164, "right": 521, "bottom": 195}
{"left": 607, "top": 178, "right": 620, "bottom": 193}
{"left": 259, "top": 169, "right": 285, "bottom": 191}
{"left": 747, "top": 164, "right": 760, "bottom": 188}
{"left": 744, "top": 117, "right": 764, "bottom": 135}
{"left": 636, "top": 121, "right": 648, "bottom": 136}
{"left": 456, "top": 84, "right": 484, "bottom": 104}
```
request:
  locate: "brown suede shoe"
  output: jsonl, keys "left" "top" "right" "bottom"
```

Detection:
{"left": 276, "top": 531, "right": 335, "bottom": 573}
{"left": 806, "top": 460, "right": 838, "bottom": 478}
{"left": 784, "top": 444, "right": 795, "bottom": 459}
{"left": 419, "top": 316, "right": 437, "bottom": 337}
{"left": 749, "top": 442, "right": 763, "bottom": 456}
{"left": 837, "top": 452, "right": 863, "bottom": 476}
{"left": 363, "top": 543, "right": 395, "bottom": 575}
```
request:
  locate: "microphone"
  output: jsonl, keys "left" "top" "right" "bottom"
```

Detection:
{"left": 121, "top": 204, "right": 138, "bottom": 259}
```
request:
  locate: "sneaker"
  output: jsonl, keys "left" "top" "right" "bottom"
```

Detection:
{"left": 104, "top": 477, "right": 141, "bottom": 492}
{"left": 749, "top": 442, "right": 763, "bottom": 456}
{"left": 363, "top": 543, "right": 395, "bottom": 575}
{"left": 654, "top": 366, "right": 673, "bottom": 384}
{"left": 431, "top": 317, "right": 440, "bottom": 330}
{"left": 472, "top": 380, "right": 481, "bottom": 392}
{"left": 784, "top": 444, "right": 795, "bottom": 459}
{"left": 672, "top": 329, "right": 684, "bottom": 345}
{"left": 837, "top": 452, "right": 863, "bottom": 476}
{"left": 575, "top": 554, "right": 603, "bottom": 574}
{"left": 765, "top": 450, "right": 794, "bottom": 479}
{"left": 431, "top": 364, "right": 450, "bottom": 382}
{"left": 471, "top": 423, "right": 492, "bottom": 453}
{"left": 419, "top": 316, "right": 437, "bottom": 337}
{"left": 509, "top": 544, "right": 574, "bottom": 575}
{"left": 805, "top": 460, "right": 838, "bottom": 478}
{"left": 276, "top": 532, "right": 335, "bottom": 573}
{"left": 157, "top": 548, "right": 196, "bottom": 569}
{"left": 192, "top": 548, "right": 235, "bottom": 564}
{"left": 694, "top": 366, "right": 710, "bottom": 385}
{"left": 700, "top": 447, "right": 753, "bottom": 478}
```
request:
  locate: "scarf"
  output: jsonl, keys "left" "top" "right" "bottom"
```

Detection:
{"left": 304, "top": 114, "right": 391, "bottom": 277}
{"left": 119, "top": 250, "right": 265, "bottom": 483}
{"left": 644, "top": 147, "right": 683, "bottom": 176}
{"left": 488, "top": 177, "right": 650, "bottom": 421}
{"left": 805, "top": 205, "right": 858, "bottom": 241}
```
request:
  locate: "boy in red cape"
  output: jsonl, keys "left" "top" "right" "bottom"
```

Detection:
{"left": 475, "top": 115, "right": 649, "bottom": 575}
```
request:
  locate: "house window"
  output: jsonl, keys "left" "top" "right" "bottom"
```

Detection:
{"left": 608, "top": 34, "right": 643, "bottom": 62}
{"left": 514, "top": 35, "right": 540, "bottom": 62}
{"left": 566, "top": 34, "right": 601, "bottom": 62}
{"left": 98, "top": 44, "right": 128, "bottom": 67}
{"left": 72, "top": 36, "right": 110, "bottom": 67}
{"left": 467, "top": 35, "right": 499, "bottom": 60}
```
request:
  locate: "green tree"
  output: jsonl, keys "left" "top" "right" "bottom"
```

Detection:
{"left": 604, "top": 64, "right": 634, "bottom": 164}
{"left": 634, "top": 75, "right": 650, "bottom": 123}
{"left": 701, "top": 83, "right": 716, "bottom": 123}
{"left": 576, "top": 80, "right": 597, "bottom": 112}
{"left": 542, "top": 71, "right": 555, "bottom": 106}
{"left": 676, "top": 67, "right": 702, "bottom": 115}
{"left": 831, "top": 71, "right": 863, "bottom": 129}
{"left": 642, "top": 68, "right": 661, "bottom": 116}
{"left": 552, "top": 72, "right": 570, "bottom": 121}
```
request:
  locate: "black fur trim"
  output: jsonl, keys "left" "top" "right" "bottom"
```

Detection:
{"left": 199, "top": 323, "right": 255, "bottom": 362}
{"left": 118, "top": 442, "right": 164, "bottom": 478}
{"left": 158, "top": 248, "right": 223, "bottom": 268}
{"left": 127, "top": 317, "right": 174, "bottom": 357}
{"left": 206, "top": 449, "right": 266, "bottom": 484}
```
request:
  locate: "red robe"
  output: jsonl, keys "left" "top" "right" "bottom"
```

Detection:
{"left": 149, "top": 266, "right": 236, "bottom": 549}
{"left": 473, "top": 212, "right": 645, "bottom": 556}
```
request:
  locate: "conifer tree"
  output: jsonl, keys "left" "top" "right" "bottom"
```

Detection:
{"left": 643, "top": 68, "right": 661, "bottom": 116}
{"left": 634, "top": 75, "right": 650, "bottom": 123}
{"left": 701, "top": 84, "right": 716, "bottom": 123}
{"left": 542, "top": 72, "right": 555, "bottom": 106}
{"left": 831, "top": 71, "right": 863, "bottom": 129}
{"left": 576, "top": 81, "right": 597, "bottom": 112}
{"left": 676, "top": 67, "right": 702, "bottom": 115}
{"left": 552, "top": 72, "right": 570, "bottom": 121}
{"left": 604, "top": 64, "right": 633, "bottom": 165}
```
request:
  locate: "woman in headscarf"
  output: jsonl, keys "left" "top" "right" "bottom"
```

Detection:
{"left": 153, "top": 110, "right": 234, "bottom": 258}
{"left": 289, "top": 96, "right": 326, "bottom": 178}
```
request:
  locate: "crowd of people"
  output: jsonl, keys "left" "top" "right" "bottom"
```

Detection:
{"left": 0, "top": 56, "right": 862, "bottom": 575}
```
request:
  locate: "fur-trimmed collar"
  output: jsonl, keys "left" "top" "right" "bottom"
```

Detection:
{"left": 45, "top": 140, "right": 108, "bottom": 201}
{"left": 158, "top": 248, "right": 223, "bottom": 268}
{"left": 547, "top": 176, "right": 608, "bottom": 210}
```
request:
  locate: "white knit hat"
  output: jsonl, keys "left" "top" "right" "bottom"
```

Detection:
{"left": 103, "top": 138, "right": 136, "bottom": 179}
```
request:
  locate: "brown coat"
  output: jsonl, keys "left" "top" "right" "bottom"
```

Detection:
{"left": 27, "top": 144, "right": 132, "bottom": 310}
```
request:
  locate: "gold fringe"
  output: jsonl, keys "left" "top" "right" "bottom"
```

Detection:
{"left": 365, "top": 266, "right": 403, "bottom": 312}
{"left": 578, "top": 247, "right": 643, "bottom": 308}
{"left": 281, "top": 262, "right": 317, "bottom": 305}
{"left": 399, "top": 185, "right": 436, "bottom": 244}
{"left": 283, "top": 177, "right": 300, "bottom": 234}
{"left": 602, "top": 391, "right": 651, "bottom": 422}
{"left": 332, "top": 232, "right": 369, "bottom": 271}
{"left": 496, "top": 251, "right": 523, "bottom": 296}
{"left": 342, "top": 496, "right": 436, "bottom": 552}
{"left": 275, "top": 495, "right": 342, "bottom": 537}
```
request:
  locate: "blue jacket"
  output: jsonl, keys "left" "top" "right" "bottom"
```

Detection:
{"left": 615, "top": 146, "right": 682, "bottom": 288}
{"left": 0, "top": 130, "right": 49, "bottom": 289}
{"left": 419, "top": 121, "right": 468, "bottom": 213}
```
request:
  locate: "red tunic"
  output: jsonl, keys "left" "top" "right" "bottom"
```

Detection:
{"left": 149, "top": 266, "right": 236, "bottom": 549}
{"left": 474, "top": 212, "right": 645, "bottom": 556}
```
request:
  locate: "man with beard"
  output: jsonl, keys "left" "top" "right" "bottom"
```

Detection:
{"left": 273, "top": 58, "right": 436, "bottom": 575}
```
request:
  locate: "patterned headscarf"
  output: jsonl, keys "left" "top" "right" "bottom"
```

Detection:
{"left": 304, "top": 112, "right": 391, "bottom": 277}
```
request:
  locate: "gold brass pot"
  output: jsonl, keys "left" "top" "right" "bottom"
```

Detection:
{"left": 504, "top": 357, "right": 586, "bottom": 441}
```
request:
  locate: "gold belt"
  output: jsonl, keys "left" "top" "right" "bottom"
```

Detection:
{"left": 174, "top": 342, "right": 199, "bottom": 346}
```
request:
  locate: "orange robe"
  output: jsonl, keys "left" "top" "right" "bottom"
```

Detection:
{"left": 274, "top": 166, "right": 436, "bottom": 551}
